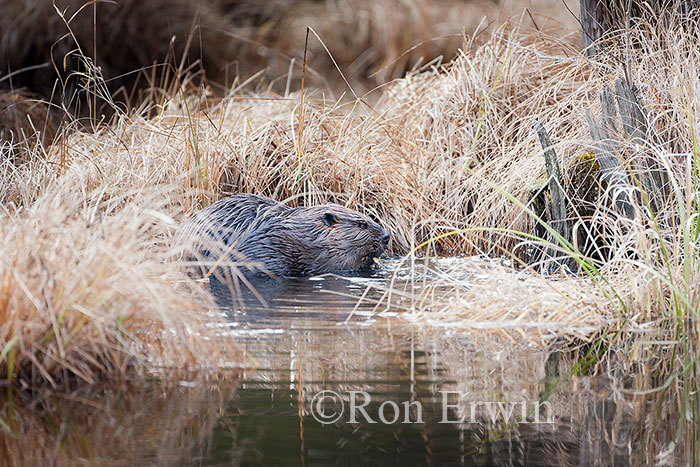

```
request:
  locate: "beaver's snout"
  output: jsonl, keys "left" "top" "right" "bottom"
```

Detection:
{"left": 379, "top": 230, "right": 390, "bottom": 247}
{"left": 371, "top": 228, "right": 390, "bottom": 261}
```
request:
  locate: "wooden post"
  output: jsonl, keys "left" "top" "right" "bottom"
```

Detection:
{"left": 533, "top": 121, "right": 571, "bottom": 244}
{"left": 584, "top": 105, "right": 636, "bottom": 221}
{"left": 579, "top": 0, "right": 609, "bottom": 58}
{"left": 532, "top": 121, "right": 574, "bottom": 273}
{"left": 614, "top": 78, "right": 669, "bottom": 214}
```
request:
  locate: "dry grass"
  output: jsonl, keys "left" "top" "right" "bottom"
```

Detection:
{"left": 22, "top": 26, "right": 589, "bottom": 254}
{"left": 0, "top": 90, "right": 58, "bottom": 164}
{"left": 391, "top": 261, "right": 617, "bottom": 337}
{"left": 374, "top": 28, "right": 594, "bottom": 255}
{"left": 0, "top": 119, "right": 242, "bottom": 386}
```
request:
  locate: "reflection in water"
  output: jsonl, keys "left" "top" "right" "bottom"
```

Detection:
{"left": 0, "top": 376, "right": 241, "bottom": 466}
{"left": 1, "top": 258, "right": 685, "bottom": 465}
{"left": 202, "top": 259, "right": 678, "bottom": 466}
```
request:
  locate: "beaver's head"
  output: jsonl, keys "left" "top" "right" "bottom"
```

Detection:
{"left": 281, "top": 204, "right": 390, "bottom": 275}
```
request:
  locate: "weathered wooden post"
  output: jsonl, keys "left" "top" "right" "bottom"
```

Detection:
{"left": 532, "top": 121, "right": 575, "bottom": 273}
{"left": 585, "top": 94, "right": 637, "bottom": 221}
{"left": 613, "top": 78, "right": 669, "bottom": 215}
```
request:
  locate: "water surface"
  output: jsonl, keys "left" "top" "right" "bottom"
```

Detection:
{"left": 1, "top": 258, "right": 679, "bottom": 465}
{"left": 198, "top": 258, "right": 666, "bottom": 466}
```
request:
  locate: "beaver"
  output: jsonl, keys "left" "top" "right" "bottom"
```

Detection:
{"left": 176, "top": 194, "right": 390, "bottom": 277}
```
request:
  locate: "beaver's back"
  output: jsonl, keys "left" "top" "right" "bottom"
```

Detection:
{"left": 176, "top": 194, "right": 289, "bottom": 261}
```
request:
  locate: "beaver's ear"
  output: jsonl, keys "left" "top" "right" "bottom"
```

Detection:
{"left": 322, "top": 212, "right": 338, "bottom": 226}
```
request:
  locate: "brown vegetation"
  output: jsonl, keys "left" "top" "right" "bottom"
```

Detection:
{"left": 0, "top": 173, "right": 241, "bottom": 386}
{"left": 1, "top": 0, "right": 233, "bottom": 112}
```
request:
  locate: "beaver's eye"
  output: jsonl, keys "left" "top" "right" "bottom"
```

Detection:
{"left": 358, "top": 221, "right": 368, "bottom": 229}
{"left": 322, "top": 212, "right": 338, "bottom": 226}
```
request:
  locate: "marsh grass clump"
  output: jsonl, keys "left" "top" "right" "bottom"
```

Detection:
{"left": 0, "top": 186, "right": 239, "bottom": 387}
{"left": 0, "top": 117, "right": 241, "bottom": 387}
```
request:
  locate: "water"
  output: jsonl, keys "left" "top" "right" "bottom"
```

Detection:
{"left": 1, "top": 258, "right": 683, "bottom": 465}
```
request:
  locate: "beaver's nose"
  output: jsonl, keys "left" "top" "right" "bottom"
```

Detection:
{"left": 380, "top": 230, "right": 390, "bottom": 246}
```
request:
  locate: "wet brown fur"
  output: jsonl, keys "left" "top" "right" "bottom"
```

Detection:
{"left": 177, "top": 194, "right": 389, "bottom": 277}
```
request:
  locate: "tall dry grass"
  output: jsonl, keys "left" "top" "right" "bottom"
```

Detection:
{"left": 0, "top": 99, "right": 243, "bottom": 386}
